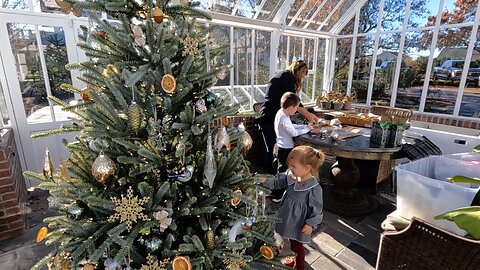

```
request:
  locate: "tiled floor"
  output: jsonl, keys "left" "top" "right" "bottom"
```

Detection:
{"left": 0, "top": 160, "right": 396, "bottom": 270}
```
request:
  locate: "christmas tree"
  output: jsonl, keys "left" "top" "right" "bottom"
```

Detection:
{"left": 24, "top": 0, "right": 291, "bottom": 269}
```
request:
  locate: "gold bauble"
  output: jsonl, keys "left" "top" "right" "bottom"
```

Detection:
{"left": 53, "top": 251, "right": 71, "bottom": 270}
{"left": 43, "top": 148, "right": 54, "bottom": 178}
{"left": 161, "top": 74, "right": 176, "bottom": 94}
{"left": 91, "top": 153, "right": 116, "bottom": 187}
{"left": 205, "top": 229, "right": 215, "bottom": 249}
{"left": 152, "top": 7, "right": 164, "bottom": 23}
{"left": 128, "top": 102, "right": 143, "bottom": 134}
{"left": 83, "top": 264, "right": 95, "bottom": 270}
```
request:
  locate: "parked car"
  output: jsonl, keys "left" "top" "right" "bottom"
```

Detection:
{"left": 433, "top": 60, "right": 480, "bottom": 83}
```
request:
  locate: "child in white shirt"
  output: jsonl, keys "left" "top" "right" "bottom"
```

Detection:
{"left": 274, "top": 92, "right": 315, "bottom": 173}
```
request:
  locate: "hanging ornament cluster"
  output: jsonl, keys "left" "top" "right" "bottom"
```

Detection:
{"left": 91, "top": 152, "right": 116, "bottom": 187}
{"left": 108, "top": 186, "right": 150, "bottom": 232}
{"left": 204, "top": 134, "right": 217, "bottom": 188}
{"left": 237, "top": 123, "right": 253, "bottom": 157}
{"left": 161, "top": 74, "right": 176, "bottom": 94}
{"left": 54, "top": 0, "right": 81, "bottom": 16}
{"left": 140, "top": 253, "right": 169, "bottom": 270}
{"left": 171, "top": 256, "right": 192, "bottom": 270}
{"left": 215, "top": 126, "right": 231, "bottom": 151}
{"left": 152, "top": 7, "right": 165, "bottom": 23}
{"left": 182, "top": 35, "right": 200, "bottom": 56}
{"left": 43, "top": 148, "right": 54, "bottom": 178}
{"left": 128, "top": 101, "right": 143, "bottom": 134}
{"left": 132, "top": 24, "right": 146, "bottom": 46}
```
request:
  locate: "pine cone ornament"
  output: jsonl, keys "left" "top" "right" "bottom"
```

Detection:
{"left": 128, "top": 102, "right": 143, "bottom": 134}
{"left": 205, "top": 229, "right": 215, "bottom": 249}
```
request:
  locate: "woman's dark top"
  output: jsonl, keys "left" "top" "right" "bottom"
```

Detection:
{"left": 257, "top": 70, "right": 299, "bottom": 125}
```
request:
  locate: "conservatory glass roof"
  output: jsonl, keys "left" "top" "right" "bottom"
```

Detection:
{"left": 197, "top": 0, "right": 360, "bottom": 33}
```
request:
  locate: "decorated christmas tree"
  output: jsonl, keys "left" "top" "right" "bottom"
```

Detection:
{"left": 25, "top": 0, "right": 291, "bottom": 269}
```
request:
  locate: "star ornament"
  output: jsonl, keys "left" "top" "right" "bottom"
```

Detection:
{"left": 182, "top": 35, "right": 200, "bottom": 56}
{"left": 108, "top": 186, "right": 150, "bottom": 231}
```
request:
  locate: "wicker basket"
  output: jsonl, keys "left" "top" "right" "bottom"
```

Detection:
{"left": 337, "top": 115, "right": 373, "bottom": 127}
{"left": 370, "top": 106, "right": 412, "bottom": 120}
{"left": 376, "top": 217, "right": 480, "bottom": 270}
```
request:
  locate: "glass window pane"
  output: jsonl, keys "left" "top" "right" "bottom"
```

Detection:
{"left": 254, "top": 31, "right": 270, "bottom": 103}
{"left": 381, "top": 0, "right": 407, "bottom": 31}
{"left": 289, "top": 0, "right": 321, "bottom": 28}
{"left": 278, "top": 35, "right": 288, "bottom": 70}
{"left": 460, "top": 29, "right": 480, "bottom": 118}
{"left": 1, "top": 0, "right": 28, "bottom": 10}
{"left": 311, "top": 0, "right": 337, "bottom": 31}
{"left": 235, "top": 0, "right": 263, "bottom": 19}
{"left": 440, "top": 0, "right": 477, "bottom": 25}
{"left": 316, "top": 39, "right": 326, "bottom": 96}
{"left": 324, "top": 0, "right": 357, "bottom": 32}
{"left": 339, "top": 17, "right": 355, "bottom": 36}
{"left": 395, "top": 31, "right": 429, "bottom": 111}
{"left": 289, "top": 36, "right": 303, "bottom": 63}
{"left": 0, "top": 78, "right": 10, "bottom": 126}
{"left": 233, "top": 28, "right": 252, "bottom": 111}
{"left": 333, "top": 38, "right": 353, "bottom": 97}
{"left": 352, "top": 35, "right": 375, "bottom": 104}
{"left": 426, "top": 27, "right": 473, "bottom": 115}
{"left": 358, "top": 0, "right": 380, "bottom": 34}
{"left": 8, "top": 23, "right": 52, "bottom": 123}
{"left": 408, "top": 0, "right": 439, "bottom": 29}
{"left": 257, "top": 0, "right": 286, "bottom": 21}
{"left": 41, "top": 26, "right": 74, "bottom": 120}
{"left": 209, "top": 25, "right": 231, "bottom": 103}
{"left": 372, "top": 33, "right": 401, "bottom": 106}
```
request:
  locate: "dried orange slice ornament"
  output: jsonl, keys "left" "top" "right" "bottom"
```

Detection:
{"left": 36, "top": 226, "right": 48, "bottom": 243}
{"left": 259, "top": 245, "right": 275, "bottom": 259}
{"left": 81, "top": 86, "right": 93, "bottom": 101}
{"left": 172, "top": 256, "right": 192, "bottom": 270}
{"left": 230, "top": 189, "right": 242, "bottom": 206}
{"left": 162, "top": 74, "right": 176, "bottom": 94}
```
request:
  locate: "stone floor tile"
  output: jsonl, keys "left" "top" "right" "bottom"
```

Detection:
{"left": 336, "top": 243, "right": 376, "bottom": 270}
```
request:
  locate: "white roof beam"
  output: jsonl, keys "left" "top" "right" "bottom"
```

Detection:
{"left": 252, "top": 0, "right": 267, "bottom": 19}
{"left": 317, "top": 0, "right": 345, "bottom": 31}
{"left": 331, "top": 0, "right": 368, "bottom": 34}
{"left": 273, "top": 0, "right": 295, "bottom": 24}
{"left": 302, "top": 0, "right": 328, "bottom": 29}
{"left": 288, "top": 0, "right": 310, "bottom": 27}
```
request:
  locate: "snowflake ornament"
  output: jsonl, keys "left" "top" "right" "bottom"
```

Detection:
{"left": 140, "top": 253, "right": 169, "bottom": 270}
{"left": 182, "top": 35, "right": 200, "bottom": 56}
{"left": 108, "top": 186, "right": 150, "bottom": 231}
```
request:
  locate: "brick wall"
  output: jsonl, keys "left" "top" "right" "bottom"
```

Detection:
{"left": 0, "top": 128, "right": 27, "bottom": 241}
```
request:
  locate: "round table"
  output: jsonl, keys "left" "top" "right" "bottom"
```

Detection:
{"left": 294, "top": 131, "right": 402, "bottom": 216}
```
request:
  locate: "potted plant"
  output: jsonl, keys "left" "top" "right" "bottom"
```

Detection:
{"left": 342, "top": 95, "right": 353, "bottom": 110}
{"left": 332, "top": 99, "right": 344, "bottom": 110}
{"left": 434, "top": 145, "right": 480, "bottom": 239}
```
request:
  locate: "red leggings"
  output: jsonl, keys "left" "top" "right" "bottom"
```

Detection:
{"left": 290, "top": 239, "right": 305, "bottom": 270}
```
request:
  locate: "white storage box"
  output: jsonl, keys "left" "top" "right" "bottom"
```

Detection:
{"left": 444, "top": 152, "right": 480, "bottom": 164}
{"left": 396, "top": 156, "right": 480, "bottom": 235}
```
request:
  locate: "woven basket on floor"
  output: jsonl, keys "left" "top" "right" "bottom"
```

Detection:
{"left": 376, "top": 217, "right": 480, "bottom": 270}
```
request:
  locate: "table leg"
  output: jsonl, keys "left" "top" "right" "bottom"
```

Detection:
{"left": 322, "top": 157, "right": 377, "bottom": 216}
